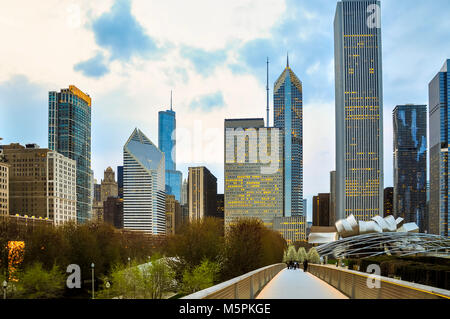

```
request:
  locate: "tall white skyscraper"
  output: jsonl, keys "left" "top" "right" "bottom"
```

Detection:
{"left": 334, "top": 0, "right": 384, "bottom": 221}
{"left": 123, "top": 128, "right": 166, "bottom": 234}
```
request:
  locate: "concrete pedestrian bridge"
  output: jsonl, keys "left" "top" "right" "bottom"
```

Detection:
{"left": 256, "top": 268, "right": 348, "bottom": 299}
{"left": 183, "top": 263, "right": 450, "bottom": 300}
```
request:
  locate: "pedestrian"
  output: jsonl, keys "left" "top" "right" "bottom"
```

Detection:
{"left": 303, "top": 259, "right": 308, "bottom": 272}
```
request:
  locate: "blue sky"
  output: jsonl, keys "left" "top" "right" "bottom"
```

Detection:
{"left": 0, "top": 0, "right": 449, "bottom": 221}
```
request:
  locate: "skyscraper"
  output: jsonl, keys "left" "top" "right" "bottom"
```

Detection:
{"left": 158, "top": 98, "right": 183, "bottom": 202}
{"left": 393, "top": 104, "right": 427, "bottom": 232}
{"left": 224, "top": 118, "right": 284, "bottom": 227}
{"left": 273, "top": 57, "right": 303, "bottom": 217}
{"left": 330, "top": 171, "right": 336, "bottom": 225}
{"left": 48, "top": 85, "right": 92, "bottom": 223}
{"left": 188, "top": 166, "right": 217, "bottom": 221}
{"left": 123, "top": 128, "right": 166, "bottom": 234}
{"left": 384, "top": 187, "right": 393, "bottom": 217}
{"left": 334, "top": 0, "right": 384, "bottom": 221}
{"left": 429, "top": 59, "right": 450, "bottom": 237}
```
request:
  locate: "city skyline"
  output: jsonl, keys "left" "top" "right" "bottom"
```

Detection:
{"left": 1, "top": 0, "right": 450, "bottom": 221}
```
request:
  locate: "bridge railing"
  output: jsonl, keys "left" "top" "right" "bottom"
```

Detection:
{"left": 308, "top": 264, "right": 450, "bottom": 299}
{"left": 182, "top": 263, "right": 286, "bottom": 299}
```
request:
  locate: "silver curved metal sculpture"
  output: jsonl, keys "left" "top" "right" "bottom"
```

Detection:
{"left": 309, "top": 214, "right": 450, "bottom": 258}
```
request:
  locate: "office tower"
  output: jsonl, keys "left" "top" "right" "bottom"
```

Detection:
{"left": 188, "top": 166, "right": 217, "bottom": 221}
{"left": 393, "top": 104, "right": 427, "bottom": 232}
{"left": 384, "top": 187, "right": 393, "bottom": 217}
{"left": 334, "top": 0, "right": 384, "bottom": 221}
{"left": 48, "top": 85, "right": 92, "bottom": 223}
{"left": 313, "top": 193, "right": 331, "bottom": 226}
{"left": 429, "top": 59, "right": 450, "bottom": 236}
{"left": 216, "top": 194, "right": 224, "bottom": 219}
{"left": 2, "top": 143, "right": 76, "bottom": 225}
{"left": 303, "top": 198, "right": 307, "bottom": 218}
{"left": 103, "top": 197, "right": 123, "bottom": 229}
{"left": 0, "top": 146, "right": 9, "bottom": 216}
{"left": 224, "top": 119, "right": 284, "bottom": 228}
{"left": 159, "top": 103, "right": 182, "bottom": 202}
{"left": 181, "top": 178, "right": 188, "bottom": 205}
{"left": 272, "top": 216, "right": 306, "bottom": 244}
{"left": 123, "top": 128, "right": 166, "bottom": 234}
{"left": 274, "top": 57, "right": 303, "bottom": 217}
{"left": 117, "top": 166, "right": 124, "bottom": 199}
{"left": 181, "top": 204, "right": 189, "bottom": 225}
{"left": 330, "top": 171, "right": 336, "bottom": 225}
{"left": 165, "top": 194, "right": 182, "bottom": 235}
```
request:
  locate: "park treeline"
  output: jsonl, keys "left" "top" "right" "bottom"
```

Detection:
{"left": 0, "top": 216, "right": 286, "bottom": 298}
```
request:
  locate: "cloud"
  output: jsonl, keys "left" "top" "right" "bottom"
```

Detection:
{"left": 181, "top": 46, "right": 228, "bottom": 76}
{"left": 0, "top": 75, "right": 47, "bottom": 146}
{"left": 91, "top": 0, "right": 160, "bottom": 62}
{"left": 74, "top": 52, "right": 110, "bottom": 78}
{"left": 189, "top": 91, "right": 225, "bottom": 112}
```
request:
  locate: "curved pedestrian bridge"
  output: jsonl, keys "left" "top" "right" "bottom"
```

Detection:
{"left": 256, "top": 268, "right": 348, "bottom": 299}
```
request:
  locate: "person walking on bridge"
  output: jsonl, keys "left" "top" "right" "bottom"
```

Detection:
{"left": 303, "top": 259, "right": 308, "bottom": 272}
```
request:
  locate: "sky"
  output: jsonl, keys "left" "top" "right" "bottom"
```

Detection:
{"left": 0, "top": 0, "right": 449, "bottom": 221}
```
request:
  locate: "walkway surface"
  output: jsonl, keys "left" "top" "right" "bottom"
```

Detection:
{"left": 256, "top": 268, "right": 348, "bottom": 299}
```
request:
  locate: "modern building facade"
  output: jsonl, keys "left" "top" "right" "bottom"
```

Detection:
{"left": 188, "top": 166, "right": 217, "bottom": 221}
{"left": 224, "top": 119, "right": 284, "bottom": 228}
{"left": 274, "top": 58, "right": 303, "bottom": 217}
{"left": 181, "top": 178, "right": 188, "bottom": 206}
{"left": 273, "top": 215, "right": 307, "bottom": 244}
{"left": 159, "top": 108, "right": 182, "bottom": 202}
{"left": 123, "top": 128, "right": 166, "bottom": 234}
{"left": 2, "top": 143, "right": 77, "bottom": 225}
{"left": 334, "top": 0, "right": 384, "bottom": 221}
{"left": 216, "top": 194, "right": 224, "bottom": 219}
{"left": 313, "top": 193, "right": 331, "bottom": 227}
{"left": 393, "top": 104, "right": 427, "bottom": 232}
{"left": 384, "top": 187, "right": 393, "bottom": 217}
{"left": 48, "top": 85, "right": 92, "bottom": 223}
{"left": 429, "top": 59, "right": 450, "bottom": 236}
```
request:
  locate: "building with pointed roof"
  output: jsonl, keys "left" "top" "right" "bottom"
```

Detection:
{"left": 274, "top": 55, "right": 304, "bottom": 217}
{"left": 123, "top": 128, "right": 166, "bottom": 234}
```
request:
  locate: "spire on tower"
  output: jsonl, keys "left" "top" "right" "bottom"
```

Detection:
{"left": 287, "top": 52, "right": 289, "bottom": 68}
{"left": 170, "top": 90, "right": 173, "bottom": 111}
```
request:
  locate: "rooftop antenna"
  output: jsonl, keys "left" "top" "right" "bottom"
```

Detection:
{"left": 266, "top": 57, "right": 269, "bottom": 127}
{"left": 170, "top": 90, "right": 173, "bottom": 111}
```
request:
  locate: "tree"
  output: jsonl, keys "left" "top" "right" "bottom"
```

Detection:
{"left": 181, "top": 259, "right": 220, "bottom": 295}
{"left": 286, "top": 245, "right": 297, "bottom": 262}
{"left": 14, "top": 262, "right": 65, "bottom": 299}
{"left": 297, "top": 247, "right": 307, "bottom": 263}
{"left": 307, "top": 248, "right": 320, "bottom": 264}
{"left": 145, "top": 255, "right": 175, "bottom": 299}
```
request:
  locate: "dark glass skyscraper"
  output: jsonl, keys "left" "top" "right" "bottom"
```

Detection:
{"left": 429, "top": 59, "right": 450, "bottom": 237}
{"left": 334, "top": 0, "right": 384, "bottom": 221}
{"left": 158, "top": 104, "right": 182, "bottom": 202}
{"left": 274, "top": 57, "right": 303, "bottom": 217}
{"left": 393, "top": 104, "right": 427, "bottom": 232}
{"left": 48, "top": 85, "right": 92, "bottom": 223}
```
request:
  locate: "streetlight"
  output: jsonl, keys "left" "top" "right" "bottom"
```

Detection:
{"left": 91, "top": 263, "right": 95, "bottom": 299}
{"left": 128, "top": 257, "right": 131, "bottom": 268}
{"left": 2, "top": 281, "right": 7, "bottom": 300}
{"left": 105, "top": 281, "right": 110, "bottom": 299}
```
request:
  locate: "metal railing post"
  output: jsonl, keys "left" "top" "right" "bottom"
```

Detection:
{"left": 250, "top": 275, "right": 254, "bottom": 299}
